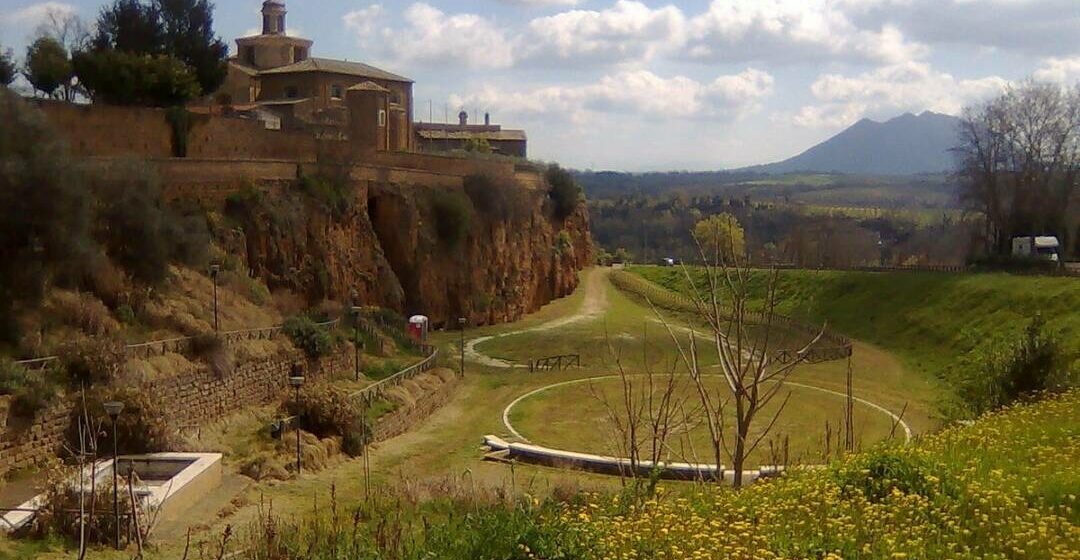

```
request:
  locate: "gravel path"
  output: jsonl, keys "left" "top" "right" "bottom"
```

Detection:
{"left": 465, "top": 268, "right": 609, "bottom": 368}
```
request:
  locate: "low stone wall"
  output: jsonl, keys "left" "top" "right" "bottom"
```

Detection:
{"left": 0, "top": 349, "right": 350, "bottom": 480}
{"left": 372, "top": 374, "right": 459, "bottom": 443}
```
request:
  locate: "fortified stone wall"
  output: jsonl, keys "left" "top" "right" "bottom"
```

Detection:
{"left": 0, "top": 348, "right": 349, "bottom": 479}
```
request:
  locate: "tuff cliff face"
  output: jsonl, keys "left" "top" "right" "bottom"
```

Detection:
{"left": 224, "top": 175, "right": 591, "bottom": 328}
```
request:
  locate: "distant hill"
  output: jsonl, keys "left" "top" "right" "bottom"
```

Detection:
{"left": 750, "top": 112, "right": 962, "bottom": 175}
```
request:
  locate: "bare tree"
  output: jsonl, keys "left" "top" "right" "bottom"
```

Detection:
{"left": 650, "top": 230, "right": 824, "bottom": 487}
{"left": 957, "top": 81, "right": 1080, "bottom": 256}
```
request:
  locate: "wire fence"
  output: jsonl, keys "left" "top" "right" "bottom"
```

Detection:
{"left": 13, "top": 319, "right": 341, "bottom": 371}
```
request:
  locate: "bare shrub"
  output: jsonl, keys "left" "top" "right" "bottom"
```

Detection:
{"left": 70, "top": 387, "right": 176, "bottom": 455}
{"left": 190, "top": 332, "right": 234, "bottom": 378}
{"left": 26, "top": 473, "right": 146, "bottom": 546}
{"left": 45, "top": 290, "right": 120, "bottom": 337}
{"left": 58, "top": 337, "right": 126, "bottom": 387}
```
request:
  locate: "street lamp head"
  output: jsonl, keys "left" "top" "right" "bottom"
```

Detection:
{"left": 351, "top": 306, "right": 363, "bottom": 315}
{"left": 209, "top": 264, "right": 221, "bottom": 277}
{"left": 103, "top": 401, "right": 124, "bottom": 419}
{"left": 458, "top": 317, "right": 467, "bottom": 326}
{"left": 289, "top": 375, "right": 305, "bottom": 388}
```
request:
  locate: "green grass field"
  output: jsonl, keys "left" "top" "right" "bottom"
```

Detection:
{"left": 510, "top": 376, "right": 900, "bottom": 466}
{"left": 632, "top": 266, "right": 1080, "bottom": 385}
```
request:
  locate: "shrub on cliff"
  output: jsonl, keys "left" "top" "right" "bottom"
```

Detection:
{"left": 430, "top": 189, "right": 474, "bottom": 249}
{"left": 463, "top": 173, "right": 531, "bottom": 223}
{"left": 283, "top": 316, "right": 335, "bottom": 359}
{"left": 89, "top": 160, "right": 211, "bottom": 285}
{"left": 546, "top": 164, "right": 583, "bottom": 221}
{"left": 0, "top": 89, "right": 94, "bottom": 343}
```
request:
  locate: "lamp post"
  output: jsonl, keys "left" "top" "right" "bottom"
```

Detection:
{"left": 458, "top": 317, "right": 467, "bottom": 378}
{"left": 209, "top": 264, "right": 221, "bottom": 332}
{"left": 103, "top": 401, "right": 124, "bottom": 550}
{"left": 288, "top": 373, "right": 305, "bottom": 475}
{"left": 352, "top": 306, "right": 363, "bottom": 382}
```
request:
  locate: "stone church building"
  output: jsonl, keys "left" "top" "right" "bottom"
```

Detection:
{"left": 217, "top": 1, "right": 524, "bottom": 157}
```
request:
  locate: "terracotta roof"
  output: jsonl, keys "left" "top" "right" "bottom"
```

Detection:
{"left": 228, "top": 60, "right": 260, "bottom": 76}
{"left": 418, "top": 129, "right": 527, "bottom": 142}
{"left": 348, "top": 81, "right": 390, "bottom": 93}
{"left": 259, "top": 57, "right": 412, "bottom": 83}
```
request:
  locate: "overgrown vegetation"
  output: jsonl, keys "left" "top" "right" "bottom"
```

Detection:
{"left": 633, "top": 266, "right": 1080, "bottom": 415}
{"left": 462, "top": 173, "right": 532, "bottom": 223}
{"left": 286, "top": 383, "right": 371, "bottom": 457}
{"left": 0, "top": 359, "right": 62, "bottom": 418}
{"left": 546, "top": 164, "right": 582, "bottom": 221}
{"left": 430, "top": 189, "right": 473, "bottom": 249}
{"left": 229, "top": 391, "right": 1079, "bottom": 559}
{"left": 282, "top": 316, "right": 335, "bottom": 359}
{"left": 0, "top": 91, "right": 211, "bottom": 346}
{"left": 68, "top": 387, "right": 176, "bottom": 455}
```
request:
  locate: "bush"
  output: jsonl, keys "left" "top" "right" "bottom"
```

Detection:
{"left": 286, "top": 383, "right": 370, "bottom": 458}
{"left": 0, "top": 359, "right": 62, "bottom": 419}
{"left": 951, "top": 315, "right": 1074, "bottom": 416}
{"left": 555, "top": 230, "right": 574, "bottom": 257}
{"left": 58, "top": 337, "right": 126, "bottom": 387}
{"left": 546, "top": 164, "right": 582, "bottom": 221}
{"left": 463, "top": 173, "right": 532, "bottom": 222}
{"left": 26, "top": 474, "right": 145, "bottom": 545}
{"left": 89, "top": 160, "right": 210, "bottom": 285}
{"left": 430, "top": 189, "right": 474, "bottom": 249}
{"left": 189, "top": 332, "right": 233, "bottom": 378}
{"left": 834, "top": 448, "right": 947, "bottom": 503}
{"left": 295, "top": 175, "right": 353, "bottom": 218}
{"left": 0, "top": 89, "right": 93, "bottom": 343}
{"left": 69, "top": 387, "right": 176, "bottom": 455}
{"left": 283, "top": 316, "right": 335, "bottom": 359}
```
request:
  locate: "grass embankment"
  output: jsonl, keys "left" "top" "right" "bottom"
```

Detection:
{"left": 632, "top": 266, "right": 1080, "bottom": 386}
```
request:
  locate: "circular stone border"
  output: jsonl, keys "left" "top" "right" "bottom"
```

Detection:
{"left": 502, "top": 375, "right": 913, "bottom": 467}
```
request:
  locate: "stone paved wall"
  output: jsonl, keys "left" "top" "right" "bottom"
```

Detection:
{"left": 0, "top": 349, "right": 350, "bottom": 479}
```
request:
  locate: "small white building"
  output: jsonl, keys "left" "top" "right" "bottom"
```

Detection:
{"left": 1012, "top": 236, "right": 1061, "bottom": 262}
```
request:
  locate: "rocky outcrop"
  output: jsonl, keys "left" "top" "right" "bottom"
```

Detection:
{"left": 224, "top": 174, "right": 591, "bottom": 328}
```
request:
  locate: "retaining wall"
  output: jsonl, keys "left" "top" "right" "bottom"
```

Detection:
{"left": 0, "top": 349, "right": 349, "bottom": 479}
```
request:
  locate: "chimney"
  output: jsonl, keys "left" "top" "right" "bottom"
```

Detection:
{"left": 484, "top": 112, "right": 490, "bottom": 126}
{"left": 459, "top": 110, "right": 468, "bottom": 126}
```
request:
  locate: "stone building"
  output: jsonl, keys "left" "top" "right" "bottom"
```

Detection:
{"left": 415, "top": 111, "right": 528, "bottom": 159}
{"left": 219, "top": 0, "right": 413, "bottom": 151}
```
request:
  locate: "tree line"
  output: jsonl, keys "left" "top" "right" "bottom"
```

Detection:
{"left": 0, "top": 0, "right": 227, "bottom": 106}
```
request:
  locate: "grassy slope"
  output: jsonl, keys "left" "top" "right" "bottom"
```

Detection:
{"left": 632, "top": 266, "right": 1080, "bottom": 383}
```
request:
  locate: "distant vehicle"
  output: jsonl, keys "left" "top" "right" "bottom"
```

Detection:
{"left": 1012, "top": 236, "right": 1060, "bottom": 262}
{"left": 660, "top": 258, "right": 676, "bottom": 267}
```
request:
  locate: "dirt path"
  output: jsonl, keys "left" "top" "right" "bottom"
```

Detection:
{"left": 465, "top": 268, "right": 610, "bottom": 368}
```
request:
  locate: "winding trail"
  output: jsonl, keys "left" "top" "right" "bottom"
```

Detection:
{"left": 465, "top": 268, "right": 610, "bottom": 368}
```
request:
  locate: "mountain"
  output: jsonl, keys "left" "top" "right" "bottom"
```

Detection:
{"left": 752, "top": 111, "right": 962, "bottom": 175}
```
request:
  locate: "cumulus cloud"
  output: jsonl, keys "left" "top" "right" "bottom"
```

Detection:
{"left": 791, "top": 62, "right": 1008, "bottom": 128}
{"left": 685, "top": 0, "right": 926, "bottom": 65}
{"left": 343, "top": 3, "right": 514, "bottom": 69}
{"left": 1034, "top": 57, "right": 1080, "bottom": 85}
{"left": 450, "top": 68, "right": 773, "bottom": 124}
{"left": 840, "top": 0, "right": 1080, "bottom": 57}
{"left": 0, "top": 1, "right": 75, "bottom": 26}
{"left": 521, "top": 1, "right": 686, "bottom": 66}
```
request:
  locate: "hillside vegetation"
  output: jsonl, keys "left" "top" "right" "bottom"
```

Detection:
{"left": 632, "top": 266, "right": 1079, "bottom": 397}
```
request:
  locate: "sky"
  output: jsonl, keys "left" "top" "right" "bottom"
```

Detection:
{"left": 1, "top": 0, "right": 1078, "bottom": 171}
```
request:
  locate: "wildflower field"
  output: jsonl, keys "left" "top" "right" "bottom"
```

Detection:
{"left": 227, "top": 390, "right": 1078, "bottom": 560}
